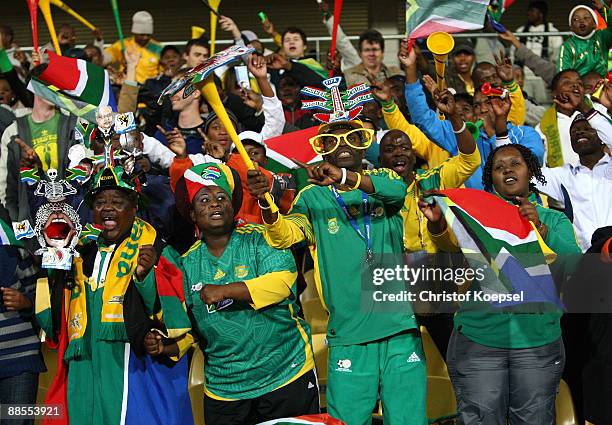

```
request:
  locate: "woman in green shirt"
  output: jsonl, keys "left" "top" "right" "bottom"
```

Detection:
{"left": 145, "top": 163, "right": 318, "bottom": 425}
{"left": 422, "top": 144, "right": 581, "bottom": 424}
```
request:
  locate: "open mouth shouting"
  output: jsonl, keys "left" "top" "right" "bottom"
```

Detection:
{"left": 209, "top": 208, "right": 225, "bottom": 221}
{"left": 101, "top": 213, "right": 119, "bottom": 232}
{"left": 43, "top": 212, "right": 77, "bottom": 248}
{"left": 503, "top": 175, "right": 518, "bottom": 186}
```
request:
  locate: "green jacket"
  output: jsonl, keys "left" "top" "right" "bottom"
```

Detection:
{"left": 558, "top": 9, "right": 612, "bottom": 76}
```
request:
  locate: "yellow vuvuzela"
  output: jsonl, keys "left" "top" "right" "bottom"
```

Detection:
{"left": 39, "top": 0, "right": 61, "bottom": 55}
{"left": 50, "top": 0, "right": 96, "bottom": 31}
{"left": 426, "top": 32, "right": 455, "bottom": 92}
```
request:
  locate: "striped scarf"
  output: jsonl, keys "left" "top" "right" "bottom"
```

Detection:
{"left": 540, "top": 105, "right": 564, "bottom": 168}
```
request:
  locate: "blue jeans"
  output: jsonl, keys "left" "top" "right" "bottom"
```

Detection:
{"left": 0, "top": 372, "right": 39, "bottom": 425}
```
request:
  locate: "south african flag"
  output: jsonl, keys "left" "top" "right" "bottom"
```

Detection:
{"left": 0, "top": 218, "right": 22, "bottom": 246}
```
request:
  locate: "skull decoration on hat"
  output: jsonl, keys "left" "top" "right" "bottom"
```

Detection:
{"left": 18, "top": 167, "right": 87, "bottom": 270}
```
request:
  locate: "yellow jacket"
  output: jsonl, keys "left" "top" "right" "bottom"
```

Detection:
{"left": 401, "top": 149, "right": 481, "bottom": 253}
{"left": 106, "top": 37, "right": 163, "bottom": 84}
{"left": 504, "top": 79, "right": 526, "bottom": 126}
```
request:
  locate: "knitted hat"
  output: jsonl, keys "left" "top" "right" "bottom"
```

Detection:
{"left": 569, "top": 5, "right": 598, "bottom": 38}
{"left": 241, "top": 30, "right": 259, "bottom": 43}
{"left": 204, "top": 110, "right": 238, "bottom": 134}
{"left": 183, "top": 163, "right": 235, "bottom": 204}
{"left": 132, "top": 11, "right": 154, "bottom": 35}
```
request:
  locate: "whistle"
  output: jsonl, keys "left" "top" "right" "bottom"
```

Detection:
{"left": 481, "top": 82, "right": 508, "bottom": 99}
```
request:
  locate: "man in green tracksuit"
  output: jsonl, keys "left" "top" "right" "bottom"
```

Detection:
{"left": 247, "top": 118, "right": 427, "bottom": 425}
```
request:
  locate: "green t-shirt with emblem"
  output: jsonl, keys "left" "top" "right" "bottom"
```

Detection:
{"left": 27, "top": 113, "right": 59, "bottom": 172}
{"left": 179, "top": 226, "right": 313, "bottom": 400}
{"left": 282, "top": 168, "right": 418, "bottom": 347}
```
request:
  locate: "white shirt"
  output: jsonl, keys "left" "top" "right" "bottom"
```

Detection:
{"left": 536, "top": 154, "right": 612, "bottom": 252}
{"left": 513, "top": 23, "right": 564, "bottom": 71}
{"left": 536, "top": 105, "right": 610, "bottom": 167}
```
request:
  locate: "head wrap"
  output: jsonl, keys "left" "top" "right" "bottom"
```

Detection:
{"left": 183, "top": 163, "right": 235, "bottom": 204}
{"left": 204, "top": 110, "right": 239, "bottom": 134}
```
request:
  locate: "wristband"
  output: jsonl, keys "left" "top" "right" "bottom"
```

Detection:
{"left": 351, "top": 172, "right": 362, "bottom": 190}
{"left": 339, "top": 167, "right": 347, "bottom": 185}
{"left": 452, "top": 121, "right": 466, "bottom": 134}
{"left": 258, "top": 194, "right": 275, "bottom": 210}
{"left": 380, "top": 98, "right": 395, "bottom": 112}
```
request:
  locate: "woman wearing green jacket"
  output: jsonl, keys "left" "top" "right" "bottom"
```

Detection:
{"left": 421, "top": 144, "right": 581, "bottom": 424}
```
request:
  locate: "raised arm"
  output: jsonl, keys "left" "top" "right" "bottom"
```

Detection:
{"left": 500, "top": 30, "right": 556, "bottom": 86}
{"left": 247, "top": 54, "right": 285, "bottom": 140}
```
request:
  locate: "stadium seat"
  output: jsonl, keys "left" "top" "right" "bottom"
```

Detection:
{"left": 302, "top": 297, "right": 328, "bottom": 334}
{"left": 189, "top": 345, "right": 205, "bottom": 425}
{"left": 555, "top": 379, "right": 578, "bottom": 425}
{"left": 311, "top": 333, "right": 329, "bottom": 408}
{"left": 37, "top": 344, "right": 57, "bottom": 404}
{"left": 420, "top": 326, "right": 449, "bottom": 379}
{"left": 300, "top": 269, "right": 319, "bottom": 302}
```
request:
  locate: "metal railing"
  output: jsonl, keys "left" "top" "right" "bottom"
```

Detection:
{"left": 22, "top": 31, "right": 573, "bottom": 63}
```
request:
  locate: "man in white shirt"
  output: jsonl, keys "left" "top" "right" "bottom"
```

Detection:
{"left": 512, "top": 1, "right": 563, "bottom": 105}
{"left": 535, "top": 112, "right": 612, "bottom": 251}
{"left": 536, "top": 69, "right": 610, "bottom": 167}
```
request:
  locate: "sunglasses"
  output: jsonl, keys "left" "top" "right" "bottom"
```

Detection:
{"left": 309, "top": 128, "right": 375, "bottom": 155}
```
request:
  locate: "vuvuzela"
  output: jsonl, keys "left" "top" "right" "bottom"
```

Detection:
{"left": 39, "top": 0, "right": 61, "bottom": 55}
{"left": 50, "top": 0, "right": 96, "bottom": 31}
{"left": 426, "top": 32, "right": 455, "bottom": 91}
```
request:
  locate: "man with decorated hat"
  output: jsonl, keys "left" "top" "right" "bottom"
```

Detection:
{"left": 144, "top": 162, "right": 318, "bottom": 425}
{"left": 247, "top": 77, "right": 427, "bottom": 425}
{"left": 34, "top": 155, "right": 193, "bottom": 425}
